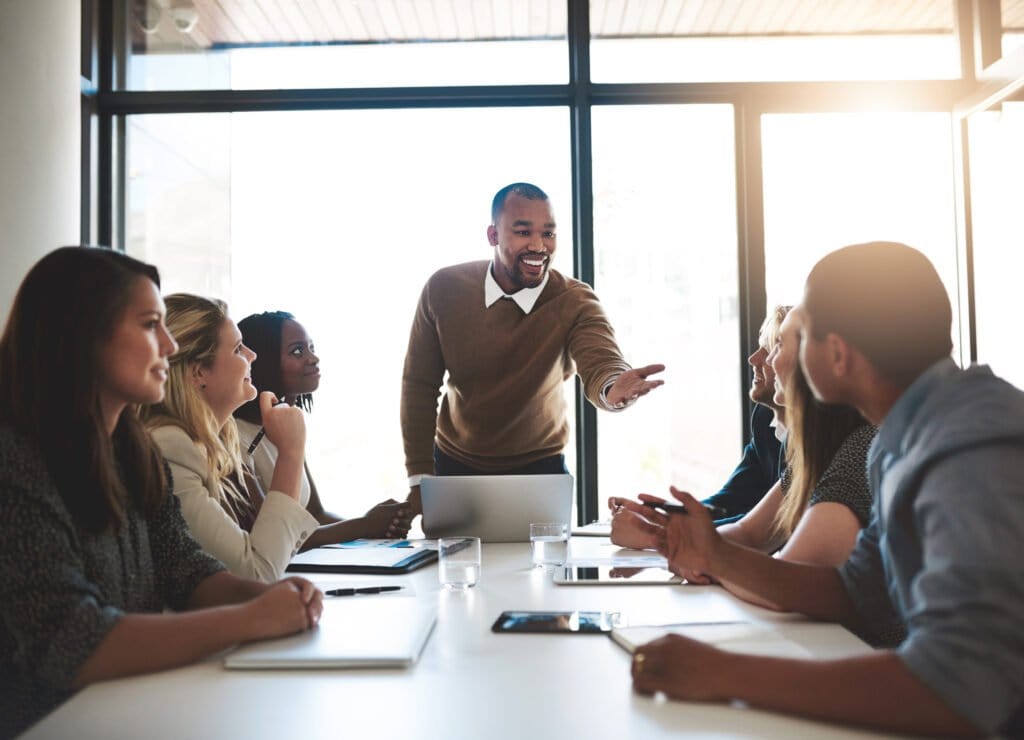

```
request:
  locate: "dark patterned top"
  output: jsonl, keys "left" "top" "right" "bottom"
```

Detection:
{"left": 0, "top": 425, "right": 225, "bottom": 738}
{"left": 780, "top": 424, "right": 906, "bottom": 647}
{"left": 780, "top": 424, "right": 877, "bottom": 527}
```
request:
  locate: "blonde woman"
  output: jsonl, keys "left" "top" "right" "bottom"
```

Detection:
{"left": 659, "top": 308, "right": 878, "bottom": 613}
{"left": 142, "top": 294, "right": 318, "bottom": 582}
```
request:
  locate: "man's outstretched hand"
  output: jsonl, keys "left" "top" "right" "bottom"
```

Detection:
{"left": 607, "top": 364, "right": 666, "bottom": 408}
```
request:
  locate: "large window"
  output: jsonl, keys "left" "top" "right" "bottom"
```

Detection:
{"left": 592, "top": 104, "right": 740, "bottom": 499}
{"left": 966, "top": 98, "right": 1024, "bottom": 389}
{"left": 127, "top": 107, "right": 572, "bottom": 516}
{"left": 762, "top": 112, "right": 961, "bottom": 360}
{"left": 90, "top": 0, "right": 993, "bottom": 521}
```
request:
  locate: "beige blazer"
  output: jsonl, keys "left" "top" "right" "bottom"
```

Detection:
{"left": 150, "top": 424, "right": 318, "bottom": 583}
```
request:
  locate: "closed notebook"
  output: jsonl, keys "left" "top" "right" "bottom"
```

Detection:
{"left": 610, "top": 621, "right": 812, "bottom": 658}
{"left": 225, "top": 597, "right": 437, "bottom": 669}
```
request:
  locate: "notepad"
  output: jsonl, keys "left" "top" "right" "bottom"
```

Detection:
{"left": 610, "top": 621, "right": 812, "bottom": 658}
{"left": 286, "top": 543, "right": 437, "bottom": 574}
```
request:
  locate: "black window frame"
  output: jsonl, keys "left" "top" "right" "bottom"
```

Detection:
{"left": 85, "top": 0, "right": 996, "bottom": 525}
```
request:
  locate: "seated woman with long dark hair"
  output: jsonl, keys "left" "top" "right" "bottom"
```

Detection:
{"left": 0, "top": 248, "right": 321, "bottom": 737}
{"left": 235, "top": 311, "right": 410, "bottom": 546}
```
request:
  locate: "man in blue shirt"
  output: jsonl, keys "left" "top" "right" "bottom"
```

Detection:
{"left": 635, "top": 242, "right": 1024, "bottom": 737}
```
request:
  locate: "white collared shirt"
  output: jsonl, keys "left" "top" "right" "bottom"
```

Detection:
{"left": 769, "top": 413, "right": 788, "bottom": 443}
{"left": 483, "top": 261, "right": 550, "bottom": 314}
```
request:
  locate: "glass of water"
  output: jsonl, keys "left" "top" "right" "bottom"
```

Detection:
{"left": 530, "top": 523, "right": 569, "bottom": 567}
{"left": 438, "top": 537, "right": 481, "bottom": 590}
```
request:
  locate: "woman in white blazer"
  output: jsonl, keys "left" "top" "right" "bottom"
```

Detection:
{"left": 142, "top": 294, "right": 318, "bottom": 582}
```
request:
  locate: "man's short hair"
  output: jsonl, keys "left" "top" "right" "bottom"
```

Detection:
{"left": 804, "top": 241, "right": 952, "bottom": 388}
{"left": 491, "top": 182, "right": 549, "bottom": 223}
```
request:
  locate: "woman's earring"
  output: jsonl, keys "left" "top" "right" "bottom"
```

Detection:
{"left": 200, "top": 383, "right": 207, "bottom": 390}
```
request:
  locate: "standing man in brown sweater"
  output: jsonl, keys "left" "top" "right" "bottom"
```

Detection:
{"left": 401, "top": 182, "right": 665, "bottom": 514}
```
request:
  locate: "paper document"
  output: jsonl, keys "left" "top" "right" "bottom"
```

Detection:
{"left": 610, "top": 621, "right": 812, "bottom": 659}
{"left": 564, "top": 539, "right": 669, "bottom": 568}
{"left": 567, "top": 554, "right": 668, "bottom": 568}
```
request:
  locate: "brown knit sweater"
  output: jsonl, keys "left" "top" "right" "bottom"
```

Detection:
{"left": 401, "top": 261, "right": 631, "bottom": 475}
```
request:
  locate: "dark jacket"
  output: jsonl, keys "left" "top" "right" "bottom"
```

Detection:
{"left": 703, "top": 403, "right": 784, "bottom": 524}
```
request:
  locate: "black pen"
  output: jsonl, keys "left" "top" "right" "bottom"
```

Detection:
{"left": 325, "top": 586, "right": 403, "bottom": 597}
{"left": 643, "top": 500, "right": 728, "bottom": 519}
{"left": 246, "top": 396, "right": 286, "bottom": 455}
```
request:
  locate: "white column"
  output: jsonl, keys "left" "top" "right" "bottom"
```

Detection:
{"left": 0, "top": 0, "right": 80, "bottom": 324}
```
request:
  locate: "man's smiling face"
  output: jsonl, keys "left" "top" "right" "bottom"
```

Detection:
{"left": 487, "top": 193, "right": 557, "bottom": 293}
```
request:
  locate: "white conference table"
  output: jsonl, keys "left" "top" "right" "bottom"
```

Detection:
{"left": 25, "top": 540, "right": 907, "bottom": 740}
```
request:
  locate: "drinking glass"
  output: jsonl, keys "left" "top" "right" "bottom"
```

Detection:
{"left": 530, "top": 523, "right": 569, "bottom": 566}
{"left": 438, "top": 537, "right": 481, "bottom": 590}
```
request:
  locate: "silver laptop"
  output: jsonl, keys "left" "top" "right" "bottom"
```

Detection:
{"left": 224, "top": 597, "right": 436, "bottom": 669}
{"left": 420, "top": 474, "right": 573, "bottom": 543}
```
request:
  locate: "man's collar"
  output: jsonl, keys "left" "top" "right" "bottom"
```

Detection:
{"left": 484, "top": 262, "right": 549, "bottom": 315}
{"left": 876, "top": 357, "right": 959, "bottom": 455}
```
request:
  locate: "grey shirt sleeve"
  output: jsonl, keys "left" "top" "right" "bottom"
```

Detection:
{"left": 0, "top": 477, "right": 122, "bottom": 690}
{"left": 895, "top": 443, "right": 1024, "bottom": 735}
{"left": 150, "top": 468, "right": 226, "bottom": 610}
{"left": 837, "top": 515, "right": 904, "bottom": 647}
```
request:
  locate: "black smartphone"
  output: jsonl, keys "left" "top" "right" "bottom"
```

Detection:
{"left": 643, "top": 500, "right": 687, "bottom": 514}
{"left": 491, "top": 610, "right": 623, "bottom": 634}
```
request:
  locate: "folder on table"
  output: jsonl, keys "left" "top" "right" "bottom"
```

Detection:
{"left": 286, "top": 541, "right": 437, "bottom": 574}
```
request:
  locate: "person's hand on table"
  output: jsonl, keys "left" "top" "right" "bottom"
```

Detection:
{"left": 631, "top": 633, "right": 731, "bottom": 702}
{"left": 282, "top": 576, "right": 323, "bottom": 628}
{"left": 364, "top": 499, "right": 414, "bottom": 538}
{"left": 606, "top": 364, "right": 666, "bottom": 407}
{"left": 244, "top": 578, "right": 323, "bottom": 641}
{"left": 678, "top": 568, "right": 714, "bottom": 585}
{"left": 608, "top": 494, "right": 667, "bottom": 550}
{"left": 657, "top": 486, "right": 723, "bottom": 579}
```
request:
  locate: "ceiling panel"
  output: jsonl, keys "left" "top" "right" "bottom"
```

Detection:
{"left": 135, "top": 0, "right": 1012, "bottom": 53}
{"left": 1005, "top": 0, "right": 1024, "bottom": 28}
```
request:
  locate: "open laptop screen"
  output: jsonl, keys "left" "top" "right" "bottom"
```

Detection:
{"left": 420, "top": 474, "right": 573, "bottom": 543}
